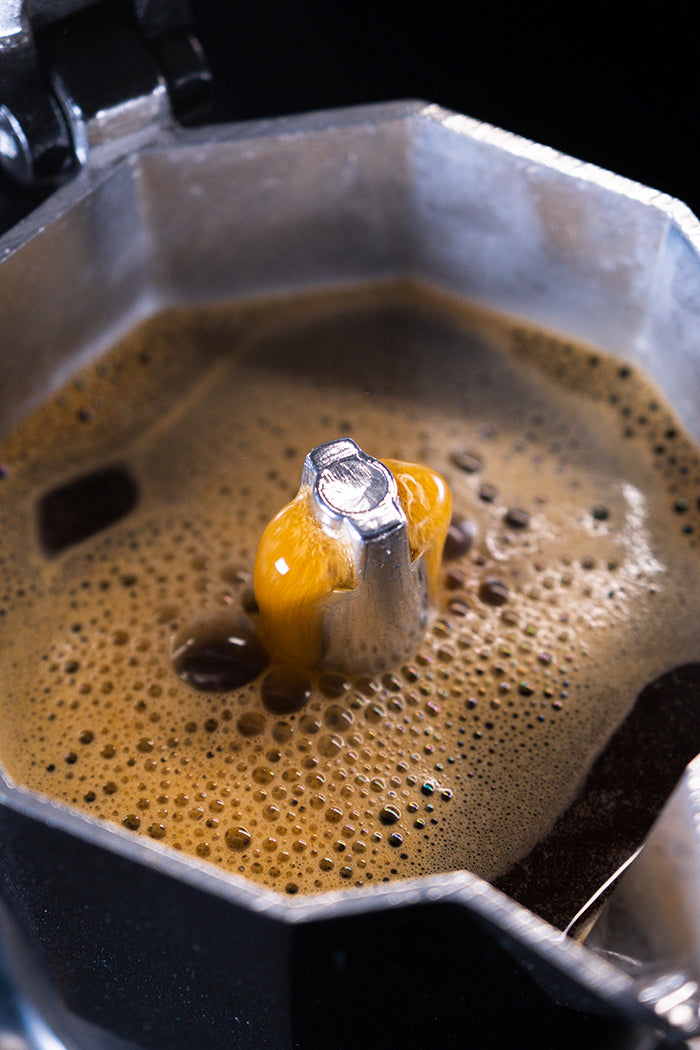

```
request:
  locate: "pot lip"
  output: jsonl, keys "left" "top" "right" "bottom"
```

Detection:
{"left": 1, "top": 98, "right": 699, "bottom": 266}
{"left": 0, "top": 766, "right": 497, "bottom": 922}
{"left": 1, "top": 767, "right": 658, "bottom": 1033}
{"left": 0, "top": 772, "right": 629, "bottom": 965}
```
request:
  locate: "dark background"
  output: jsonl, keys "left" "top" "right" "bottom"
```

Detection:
{"left": 0, "top": 4, "right": 696, "bottom": 1048}
{"left": 192, "top": 2, "right": 697, "bottom": 217}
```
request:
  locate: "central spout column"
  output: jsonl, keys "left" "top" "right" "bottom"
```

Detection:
{"left": 254, "top": 438, "right": 452, "bottom": 675}
{"left": 302, "top": 438, "right": 428, "bottom": 673}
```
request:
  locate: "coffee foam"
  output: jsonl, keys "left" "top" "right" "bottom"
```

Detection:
{"left": 1, "top": 282, "right": 700, "bottom": 899}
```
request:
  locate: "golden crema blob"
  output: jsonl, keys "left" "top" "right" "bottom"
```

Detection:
{"left": 253, "top": 447, "right": 451, "bottom": 671}
{"left": 253, "top": 487, "right": 357, "bottom": 668}
{"left": 383, "top": 458, "right": 452, "bottom": 599}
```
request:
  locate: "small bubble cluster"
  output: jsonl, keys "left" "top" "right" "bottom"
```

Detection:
{"left": 2, "top": 283, "right": 700, "bottom": 903}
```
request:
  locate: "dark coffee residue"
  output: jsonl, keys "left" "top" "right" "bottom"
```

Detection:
{"left": 37, "top": 465, "right": 138, "bottom": 555}
{"left": 495, "top": 663, "right": 700, "bottom": 930}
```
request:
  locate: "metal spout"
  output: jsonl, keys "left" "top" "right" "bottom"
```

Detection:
{"left": 303, "top": 438, "right": 429, "bottom": 673}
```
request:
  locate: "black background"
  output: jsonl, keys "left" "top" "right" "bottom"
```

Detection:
{"left": 192, "top": 1, "right": 697, "bottom": 217}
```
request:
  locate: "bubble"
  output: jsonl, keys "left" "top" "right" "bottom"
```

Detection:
{"left": 379, "top": 805, "right": 401, "bottom": 826}
{"left": 225, "top": 826, "right": 252, "bottom": 851}
{"left": 318, "top": 673, "right": 350, "bottom": 698}
{"left": 318, "top": 732, "right": 344, "bottom": 757}
{"left": 503, "top": 508, "right": 530, "bottom": 529}
{"left": 236, "top": 710, "right": 266, "bottom": 737}
{"left": 450, "top": 451, "right": 482, "bottom": 473}
{"left": 324, "top": 704, "right": 354, "bottom": 731}
{"left": 444, "top": 567, "right": 465, "bottom": 592}
{"left": 478, "top": 483, "right": 498, "bottom": 503}
{"left": 272, "top": 720, "right": 293, "bottom": 742}
{"left": 478, "top": 578, "right": 509, "bottom": 606}
{"left": 172, "top": 613, "right": 268, "bottom": 692}
{"left": 299, "top": 714, "right": 322, "bottom": 735}
{"left": 261, "top": 667, "right": 311, "bottom": 714}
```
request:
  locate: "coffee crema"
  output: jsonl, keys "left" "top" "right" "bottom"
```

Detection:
{"left": 1, "top": 282, "right": 700, "bottom": 912}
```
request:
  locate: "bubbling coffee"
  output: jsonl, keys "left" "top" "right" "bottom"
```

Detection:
{"left": 1, "top": 282, "right": 700, "bottom": 912}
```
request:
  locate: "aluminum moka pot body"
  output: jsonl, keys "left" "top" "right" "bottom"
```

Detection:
{"left": 2, "top": 99, "right": 700, "bottom": 1048}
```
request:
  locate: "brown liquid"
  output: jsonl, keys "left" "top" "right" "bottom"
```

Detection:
{"left": 2, "top": 281, "right": 700, "bottom": 913}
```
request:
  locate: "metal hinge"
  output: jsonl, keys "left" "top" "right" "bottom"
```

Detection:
{"left": 0, "top": 0, "right": 212, "bottom": 186}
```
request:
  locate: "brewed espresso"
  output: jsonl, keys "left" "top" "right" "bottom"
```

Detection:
{"left": 2, "top": 282, "right": 700, "bottom": 917}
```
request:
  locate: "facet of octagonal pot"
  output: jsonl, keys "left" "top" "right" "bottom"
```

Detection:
{"left": 1, "top": 101, "right": 700, "bottom": 1047}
